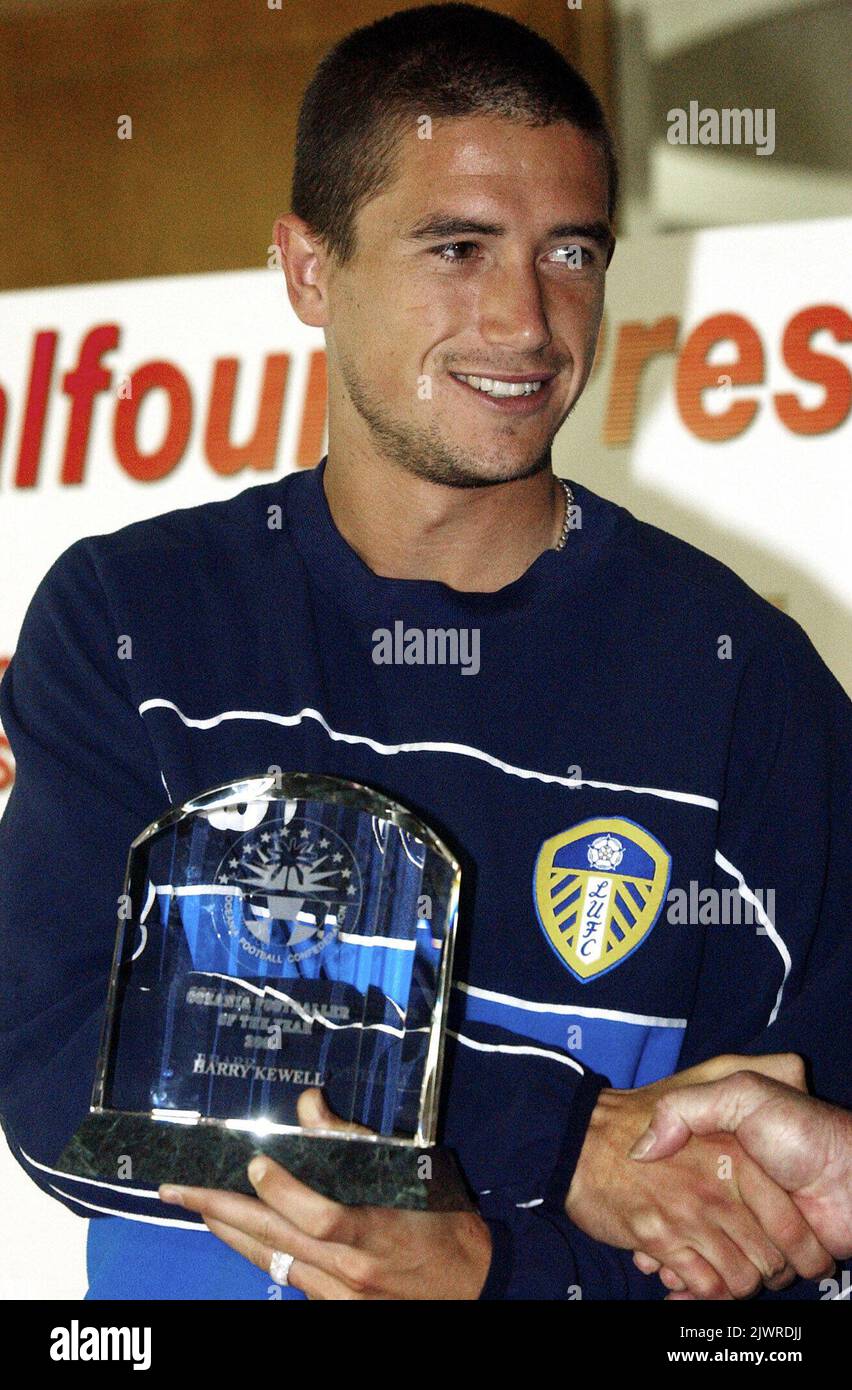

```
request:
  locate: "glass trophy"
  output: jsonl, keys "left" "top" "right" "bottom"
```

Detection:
{"left": 57, "top": 773, "right": 471, "bottom": 1210}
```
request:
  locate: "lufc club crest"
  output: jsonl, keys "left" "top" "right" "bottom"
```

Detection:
{"left": 532, "top": 817, "right": 671, "bottom": 983}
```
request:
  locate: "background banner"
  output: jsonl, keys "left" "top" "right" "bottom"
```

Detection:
{"left": 0, "top": 214, "right": 849, "bottom": 1297}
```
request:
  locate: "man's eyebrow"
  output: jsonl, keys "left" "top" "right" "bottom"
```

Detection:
{"left": 402, "top": 214, "right": 612, "bottom": 247}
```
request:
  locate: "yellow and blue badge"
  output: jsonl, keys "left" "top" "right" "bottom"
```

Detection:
{"left": 533, "top": 817, "right": 671, "bottom": 982}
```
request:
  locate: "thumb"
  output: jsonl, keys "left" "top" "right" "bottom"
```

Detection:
{"left": 296, "top": 1086, "right": 374, "bottom": 1136}
{"left": 629, "top": 1072, "right": 779, "bottom": 1161}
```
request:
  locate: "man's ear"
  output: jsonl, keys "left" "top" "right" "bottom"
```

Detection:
{"left": 273, "top": 212, "right": 331, "bottom": 328}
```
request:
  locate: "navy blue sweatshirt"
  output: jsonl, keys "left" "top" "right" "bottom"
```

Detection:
{"left": 1, "top": 458, "right": 849, "bottom": 1300}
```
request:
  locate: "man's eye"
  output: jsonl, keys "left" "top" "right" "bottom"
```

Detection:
{"left": 432, "top": 242, "right": 476, "bottom": 263}
{"left": 551, "top": 245, "right": 594, "bottom": 267}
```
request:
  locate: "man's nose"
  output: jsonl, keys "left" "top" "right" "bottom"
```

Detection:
{"left": 476, "top": 261, "right": 552, "bottom": 354}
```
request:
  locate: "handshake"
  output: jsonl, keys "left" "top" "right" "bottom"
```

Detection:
{"left": 159, "top": 1051, "right": 851, "bottom": 1301}
{"left": 565, "top": 1052, "right": 852, "bottom": 1300}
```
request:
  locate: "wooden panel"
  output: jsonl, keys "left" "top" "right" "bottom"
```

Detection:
{"left": 1, "top": 0, "right": 615, "bottom": 291}
{"left": 524, "top": 0, "right": 615, "bottom": 122}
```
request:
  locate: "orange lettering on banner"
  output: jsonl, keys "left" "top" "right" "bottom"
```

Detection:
{"left": 61, "top": 325, "right": 120, "bottom": 484}
{"left": 205, "top": 354, "right": 290, "bottom": 475}
{"left": 114, "top": 361, "right": 192, "bottom": 481}
{"left": 296, "top": 349, "right": 328, "bottom": 470}
{"left": 775, "top": 305, "right": 852, "bottom": 436}
{"left": 15, "top": 330, "right": 57, "bottom": 487}
{"left": 676, "top": 312, "right": 763, "bottom": 442}
{"left": 603, "top": 316, "right": 679, "bottom": 445}
{"left": 1, "top": 301, "right": 848, "bottom": 494}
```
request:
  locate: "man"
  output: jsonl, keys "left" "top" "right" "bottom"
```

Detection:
{"left": 0, "top": 3, "right": 849, "bottom": 1301}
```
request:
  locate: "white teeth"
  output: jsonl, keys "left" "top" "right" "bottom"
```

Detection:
{"left": 453, "top": 373, "right": 544, "bottom": 398}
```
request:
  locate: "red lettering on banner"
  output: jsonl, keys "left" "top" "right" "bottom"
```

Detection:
{"left": 15, "top": 330, "right": 58, "bottom": 487}
{"left": 676, "top": 313, "right": 763, "bottom": 442}
{"left": 114, "top": 361, "right": 192, "bottom": 481}
{"left": 205, "top": 354, "right": 289, "bottom": 475}
{"left": 0, "top": 302, "right": 847, "bottom": 491}
{"left": 775, "top": 305, "right": 852, "bottom": 436}
{"left": 61, "top": 325, "right": 119, "bottom": 484}
{"left": 603, "top": 316, "right": 679, "bottom": 446}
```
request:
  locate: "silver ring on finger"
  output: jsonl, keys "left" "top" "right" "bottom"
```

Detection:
{"left": 270, "top": 1250, "right": 295, "bottom": 1286}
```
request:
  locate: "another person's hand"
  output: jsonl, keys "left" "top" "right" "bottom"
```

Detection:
{"left": 565, "top": 1053, "right": 835, "bottom": 1300}
{"left": 158, "top": 1090, "right": 492, "bottom": 1300}
{"left": 628, "top": 1069, "right": 852, "bottom": 1298}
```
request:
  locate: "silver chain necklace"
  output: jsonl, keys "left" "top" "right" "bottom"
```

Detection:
{"left": 554, "top": 476, "right": 574, "bottom": 552}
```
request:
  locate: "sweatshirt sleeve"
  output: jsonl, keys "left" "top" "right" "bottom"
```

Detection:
{"left": 477, "top": 1069, "right": 642, "bottom": 1300}
{"left": 677, "top": 613, "right": 852, "bottom": 1106}
{"left": 0, "top": 538, "right": 167, "bottom": 1214}
{"left": 439, "top": 1022, "right": 655, "bottom": 1300}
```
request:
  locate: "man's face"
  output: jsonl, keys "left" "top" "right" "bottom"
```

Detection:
{"left": 322, "top": 115, "right": 613, "bottom": 488}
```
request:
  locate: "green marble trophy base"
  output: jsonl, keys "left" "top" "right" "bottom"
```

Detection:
{"left": 57, "top": 1112, "right": 474, "bottom": 1212}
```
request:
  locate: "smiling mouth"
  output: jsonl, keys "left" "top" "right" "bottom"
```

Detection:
{"left": 450, "top": 372, "right": 550, "bottom": 398}
{"left": 448, "top": 370, "right": 557, "bottom": 415}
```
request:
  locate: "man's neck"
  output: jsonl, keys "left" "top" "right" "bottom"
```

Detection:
{"left": 322, "top": 447, "right": 565, "bottom": 593}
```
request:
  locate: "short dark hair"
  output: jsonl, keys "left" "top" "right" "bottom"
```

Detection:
{"left": 292, "top": 2, "right": 619, "bottom": 266}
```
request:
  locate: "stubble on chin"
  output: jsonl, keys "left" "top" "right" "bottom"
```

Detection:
{"left": 339, "top": 355, "right": 558, "bottom": 490}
